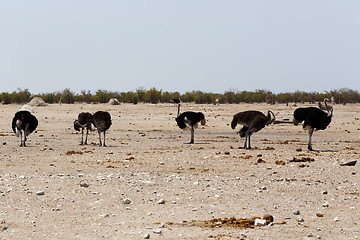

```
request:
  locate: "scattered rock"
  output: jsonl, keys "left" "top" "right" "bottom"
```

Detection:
{"left": 254, "top": 219, "right": 267, "bottom": 226}
{"left": 143, "top": 233, "right": 150, "bottom": 239}
{"left": 257, "top": 158, "right": 266, "bottom": 163}
{"left": 339, "top": 160, "right": 357, "bottom": 166}
{"left": 36, "top": 191, "right": 45, "bottom": 195}
{"left": 275, "top": 160, "right": 286, "bottom": 165}
{"left": 123, "top": 198, "right": 131, "bottom": 204}
{"left": 80, "top": 182, "right": 89, "bottom": 188}
{"left": 158, "top": 199, "right": 166, "bottom": 204}
{"left": 263, "top": 214, "right": 274, "bottom": 223}
{"left": 153, "top": 228, "right": 162, "bottom": 234}
{"left": 293, "top": 210, "right": 300, "bottom": 215}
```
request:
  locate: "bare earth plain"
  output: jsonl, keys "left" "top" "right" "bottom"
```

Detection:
{"left": 0, "top": 102, "right": 359, "bottom": 240}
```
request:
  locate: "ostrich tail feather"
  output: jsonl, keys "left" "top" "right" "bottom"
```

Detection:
{"left": 15, "top": 129, "right": 20, "bottom": 138}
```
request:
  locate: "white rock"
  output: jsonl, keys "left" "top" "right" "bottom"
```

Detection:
{"left": 123, "top": 198, "right": 131, "bottom": 204}
{"left": 143, "top": 233, "right": 150, "bottom": 239}
{"left": 293, "top": 210, "right": 300, "bottom": 215}
{"left": 36, "top": 191, "right": 45, "bottom": 195}
{"left": 157, "top": 199, "right": 165, "bottom": 204}
{"left": 297, "top": 217, "right": 305, "bottom": 222}
{"left": 308, "top": 233, "right": 314, "bottom": 237}
{"left": 334, "top": 217, "right": 340, "bottom": 222}
{"left": 153, "top": 228, "right": 162, "bottom": 234}
{"left": 254, "top": 219, "right": 267, "bottom": 226}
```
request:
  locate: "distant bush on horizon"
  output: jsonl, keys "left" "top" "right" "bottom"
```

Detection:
{"left": 1, "top": 88, "right": 359, "bottom": 105}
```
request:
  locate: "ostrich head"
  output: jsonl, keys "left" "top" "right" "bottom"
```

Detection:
{"left": 324, "top": 98, "right": 333, "bottom": 116}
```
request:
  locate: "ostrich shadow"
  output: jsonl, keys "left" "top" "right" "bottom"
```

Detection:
{"left": 310, "top": 149, "right": 339, "bottom": 153}
{"left": 183, "top": 142, "right": 210, "bottom": 145}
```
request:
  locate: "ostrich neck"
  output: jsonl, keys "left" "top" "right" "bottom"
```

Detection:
{"left": 177, "top": 104, "right": 180, "bottom": 117}
{"left": 324, "top": 99, "right": 331, "bottom": 116}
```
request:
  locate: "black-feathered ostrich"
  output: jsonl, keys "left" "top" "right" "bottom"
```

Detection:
{"left": 175, "top": 103, "right": 206, "bottom": 144}
{"left": 12, "top": 110, "right": 38, "bottom": 146}
{"left": 92, "top": 111, "right": 112, "bottom": 146}
{"left": 293, "top": 98, "right": 333, "bottom": 151}
{"left": 74, "top": 112, "right": 94, "bottom": 145}
{"left": 231, "top": 110, "right": 275, "bottom": 149}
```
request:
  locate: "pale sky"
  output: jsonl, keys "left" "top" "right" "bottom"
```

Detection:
{"left": 1, "top": 1, "right": 359, "bottom": 94}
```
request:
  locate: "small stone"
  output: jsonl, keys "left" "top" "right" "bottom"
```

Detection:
{"left": 80, "top": 182, "right": 89, "bottom": 188}
{"left": 36, "top": 191, "right": 45, "bottom": 195}
{"left": 322, "top": 203, "right": 329, "bottom": 208}
{"left": 263, "top": 214, "right": 274, "bottom": 223}
{"left": 254, "top": 219, "right": 267, "bottom": 226}
{"left": 339, "top": 160, "right": 357, "bottom": 166}
{"left": 144, "top": 233, "right": 150, "bottom": 239}
{"left": 297, "top": 217, "right": 304, "bottom": 222}
{"left": 334, "top": 217, "right": 340, "bottom": 222}
{"left": 123, "top": 198, "right": 131, "bottom": 204}
{"left": 157, "top": 199, "right": 165, "bottom": 204}
{"left": 293, "top": 210, "right": 300, "bottom": 215}
{"left": 153, "top": 228, "right": 162, "bottom": 234}
{"left": 308, "top": 233, "right": 314, "bottom": 237}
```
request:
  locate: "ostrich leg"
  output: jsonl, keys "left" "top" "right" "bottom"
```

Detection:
{"left": 19, "top": 131, "right": 23, "bottom": 147}
{"left": 190, "top": 126, "right": 194, "bottom": 144}
{"left": 308, "top": 128, "right": 314, "bottom": 151}
{"left": 80, "top": 128, "right": 84, "bottom": 145}
{"left": 85, "top": 129, "right": 89, "bottom": 145}
{"left": 98, "top": 130, "right": 102, "bottom": 146}
{"left": 103, "top": 131, "right": 106, "bottom": 147}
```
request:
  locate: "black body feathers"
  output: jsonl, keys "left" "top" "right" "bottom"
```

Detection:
{"left": 176, "top": 111, "right": 205, "bottom": 129}
{"left": 293, "top": 107, "right": 331, "bottom": 131}
{"left": 12, "top": 110, "right": 38, "bottom": 146}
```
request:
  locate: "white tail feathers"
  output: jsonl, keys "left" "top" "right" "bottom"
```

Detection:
{"left": 15, "top": 128, "right": 21, "bottom": 138}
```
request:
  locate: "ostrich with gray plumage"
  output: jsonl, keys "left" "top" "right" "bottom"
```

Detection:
{"left": 231, "top": 110, "right": 275, "bottom": 149}
{"left": 293, "top": 98, "right": 333, "bottom": 151}
{"left": 12, "top": 110, "right": 38, "bottom": 146}
{"left": 74, "top": 112, "right": 94, "bottom": 145}
{"left": 175, "top": 103, "right": 206, "bottom": 144}
{"left": 92, "top": 111, "right": 112, "bottom": 146}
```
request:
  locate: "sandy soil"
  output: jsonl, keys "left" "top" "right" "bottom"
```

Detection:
{"left": 0, "top": 102, "right": 359, "bottom": 239}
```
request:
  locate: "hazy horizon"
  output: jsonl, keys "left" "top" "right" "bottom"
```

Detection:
{"left": 1, "top": 1, "right": 359, "bottom": 94}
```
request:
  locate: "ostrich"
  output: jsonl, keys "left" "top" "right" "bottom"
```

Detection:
{"left": 92, "top": 111, "right": 112, "bottom": 146}
{"left": 293, "top": 98, "right": 333, "bottom": 151}
{"left": 12, "top": 110, "right": 38, "bottom": 146}
{"left": 231, "top": 110, "right": 275, "bottom": 149}
{"left": 74, "top": 112, "right": 94, "bottom": 145}
{"left": 175, "top": 103, "right": 206, "bottom": 144}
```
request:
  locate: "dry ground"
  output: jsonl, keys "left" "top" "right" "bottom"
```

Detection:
{"left": 0, "top": 102, "right": 359, "bottom": 240}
